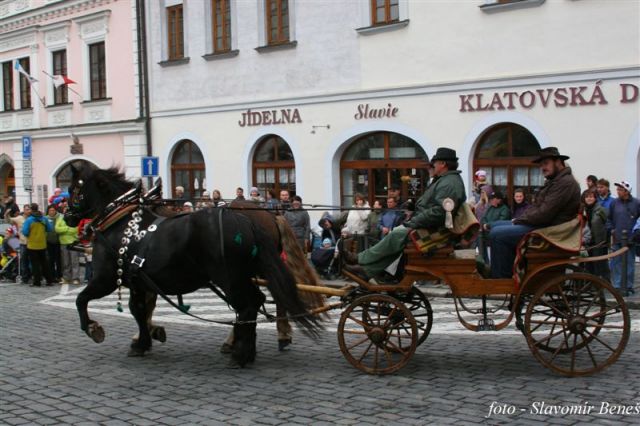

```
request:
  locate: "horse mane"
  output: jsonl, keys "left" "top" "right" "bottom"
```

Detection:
{"left": 83, "top": 166, "right": 135, "bottom": 196}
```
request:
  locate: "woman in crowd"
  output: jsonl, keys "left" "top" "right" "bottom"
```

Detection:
{"left": 511, "top": 188, "right": 530, "bottom": 220}
{"left": 366, "top": 200, "right": 383, "bottom": 243}
{"left": 212, "top": 190, "right": 226, "bottom": 207}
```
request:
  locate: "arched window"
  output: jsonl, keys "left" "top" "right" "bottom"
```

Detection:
{"left": 56, "top": 160, "right": 96, "bottom": 192}
{"left": 252, "top": 135, "right": 295, "bottom": 197}
{"left": 340, "top": 132, "right": 429, "bottom": 207}
{"left": 473, "top": 123, "right": 542, "bottom": 203}
{"left": 171, "top": 140, "right": 206, "bottom": 199}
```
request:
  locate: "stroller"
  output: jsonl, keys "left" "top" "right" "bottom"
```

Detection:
{"left": 311, "top": 237, "right": 341, "bottom": 280}
{"left": 0, "top": 234, "right": 20, "bottom": 282}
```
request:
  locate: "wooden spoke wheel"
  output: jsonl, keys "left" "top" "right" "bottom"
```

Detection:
{"left": 524, "top": 273, "right": 630, "bottom": 377}
{"left": 394, "top": 286, "right": 433, "bottom": 348}
{"left": 338, "top": 294, "right": 418, "bottom": 375}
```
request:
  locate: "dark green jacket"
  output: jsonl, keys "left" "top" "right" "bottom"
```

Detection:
{"left": 404, "top": 170, "right": 466, "bottom": 229}
{"left": 481, "top": 204, "right": 510, "bottom": 226}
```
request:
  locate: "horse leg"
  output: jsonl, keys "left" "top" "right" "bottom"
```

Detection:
{"left": 276, "top": 305, "right": 293, "bottom": 351}
{"left": 128, "top": 289, "right": 153, "bottom": 357}
{"left": 132, "top": 292, "right": 166, "bottom": 344}
{"left": 76, "top": 280, "right": 117, "bottom": 343}
{"left": 230, "top": 282, "right": 265, "bottom": 367}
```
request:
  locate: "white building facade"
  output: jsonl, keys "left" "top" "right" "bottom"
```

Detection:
{"left": 146, "top": 0, "right": 640, "bottom": 207}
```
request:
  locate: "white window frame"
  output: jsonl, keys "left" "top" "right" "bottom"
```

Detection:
{"left": 160, "top": 0, "right": 188, "bottom": 62}
{"left": 204, "top": 0, "right": 238, "bottom": 55}
{"left": 73, "top": 11, "right": 110, "bottom": 102}
{"left": 358, "top": 0, "right": 409, "bottom": 29}
{"left": 41, "top": 21, "right": 70, "bottom": 106}
{"left": 257, "top": 0, "right": 297, "bottom": 48}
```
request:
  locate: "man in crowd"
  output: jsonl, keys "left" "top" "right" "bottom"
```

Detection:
{"left": 596, "top": 178, "right": 615, "bottom": 210}
{"left": 488, "top": 147, "right": 580, "bottom": 278}
{"left": 607, "top": 181, "right": 639, "bottom": 295}
{"left": 378, "top": 197, "right": 404, "bottom": 238}
{"left": 22, "top": 203, "right": 54, "bottom": 287}
{"left": 235, "top": 187, "right": 245, "bottom": 201}
{"left": 344, "top": 148, "right": 466, "bottom": 282}
{"left": 279, "top": 189, "right": 291, "bottom": 210}
{"left": 46, "top": 205, "right": 63, "bottom": 282}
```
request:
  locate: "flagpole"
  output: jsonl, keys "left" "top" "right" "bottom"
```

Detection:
{"left": 41, "top": 70, "right": 82, "bottom": 99}
{"left": 30, "top": 84, "right": 46, "bottom": 107}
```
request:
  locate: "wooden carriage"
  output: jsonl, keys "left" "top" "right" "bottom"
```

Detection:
{"left": 325, "top": 220, "right": 632, "bottom": 377}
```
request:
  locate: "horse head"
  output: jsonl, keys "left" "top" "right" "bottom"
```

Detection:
{"left": 64, "top": 165, "right": 135, "bottom": 227}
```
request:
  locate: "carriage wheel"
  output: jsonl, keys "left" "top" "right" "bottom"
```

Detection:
{"left": 524, "top": 273, "right": 629, "bottom": 377}
{"left": 338, "top": 294, "right": 417, "bottom": 375}
{"left": 394, "top": 286, "right": 433, "bottom": 348}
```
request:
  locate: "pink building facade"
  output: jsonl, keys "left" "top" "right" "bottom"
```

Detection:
{"left": 0, "top": 0, "right": 147, "bottom": 208}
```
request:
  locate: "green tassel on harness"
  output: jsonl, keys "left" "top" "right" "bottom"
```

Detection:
{"left": 251, "top": 245, "right": 258, "bottom": 258}
{"left": 116, "top": 302, "right": 123, "bottom": 313}
{"left": 179, "top": 304, "right": 191, "bottom": 313}
{"left": 234, "top": 232, "right": 243, "bottom": 245}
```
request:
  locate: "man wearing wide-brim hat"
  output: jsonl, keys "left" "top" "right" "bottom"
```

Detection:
{"left": 488, "top": 147, "right": 580, "bottom": 279}
{"left": 343, "top": 147, "right": 466, "bottom": 282}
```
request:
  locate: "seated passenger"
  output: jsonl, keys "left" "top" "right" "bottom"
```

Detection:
{"left": 488, "top": 147, "right": 580, "bottom": 278}
{"left": 343, "top": 147, "right": 466, "bottom": 282}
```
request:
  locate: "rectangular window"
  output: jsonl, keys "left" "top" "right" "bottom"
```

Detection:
{"left": 2, "top": 61, "right": 13, "bottom": 111}
{"left": 167, "top": 4, "right": 184, "bottom": 60}
{"left": 89, "top": 42, "right": 107, "bottom": 100}
{"left": 18, "top": 57, "right": 31, "bottom": 109}
{"left": 266, "top": 0, "right": 289, "bottom": 45}
{"left": 52, "top": 49, "right": 68, "bottom": 105}
{"left": 371, "top": 0, "right": 399, "bottom": 26}
{"left": 212, "top": 0, "right": 231, "bottom": 53}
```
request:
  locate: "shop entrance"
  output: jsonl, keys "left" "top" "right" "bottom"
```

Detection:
{"left": 0, "top": 158, "right": 15, "bottom": 199}
{"left": 340, "top": 132, "right": 429, "bottom": 207}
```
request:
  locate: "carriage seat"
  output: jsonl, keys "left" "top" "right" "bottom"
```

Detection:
{"left": 408, "top": 202, "right": 480, "bottom": 256}
{"left": 516, "top": 217, "right": 582, "bottom": 272}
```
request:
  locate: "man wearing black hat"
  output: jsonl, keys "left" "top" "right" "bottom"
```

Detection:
{"left": 344, "top": 147, "right": 466, "bottom": 282}
{"left": 488, "top": 147, "right": 580, "bottom": 278}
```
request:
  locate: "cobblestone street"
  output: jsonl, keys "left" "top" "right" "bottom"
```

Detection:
{"left": 1, "top": 278, "right": 639, "bottom": 425}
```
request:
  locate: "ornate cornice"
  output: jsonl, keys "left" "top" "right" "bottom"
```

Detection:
{"left": 0, "top": 0, "right": 114, "bottom": 35}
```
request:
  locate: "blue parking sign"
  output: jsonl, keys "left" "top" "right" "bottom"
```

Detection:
{"left": 22, "top": 136, "right": 32, "bottom": 159}
{"left": 141, "top": 156, "right": 159, "bottom": 177}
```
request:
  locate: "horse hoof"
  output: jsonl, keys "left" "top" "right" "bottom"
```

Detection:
{"left": 278, "top": 339, "right": 292, "bottom": 352}
{"left": 220, "top": 343, "right": 233, "bottom": 354}
{"left": 227, "top": 359, "right": 243, "bottom": 369}
{"left": 87, "top": 323, "right": 105, "bottom": 343}
{"left": 150, "top": 326, "right": 167, "bottom": 343}
{"left": 127, "top": 347, "right": 148, "bottom": 357}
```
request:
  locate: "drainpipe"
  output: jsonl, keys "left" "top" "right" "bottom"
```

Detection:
{"left": 135, "top": 0, "right": 153, "bottom": 188}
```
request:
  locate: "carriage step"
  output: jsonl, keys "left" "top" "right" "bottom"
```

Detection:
{"left": 477, "top": 318, "right": 496, "bottom": 331}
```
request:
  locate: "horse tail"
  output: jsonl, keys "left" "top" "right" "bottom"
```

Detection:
{"left": 252, "top": 224, "right": 323, "bottom": 338}
{"left": 275, "top": 216, "right": 328, "bottom": 314}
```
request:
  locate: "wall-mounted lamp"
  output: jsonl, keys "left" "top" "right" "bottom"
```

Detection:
{"left": 311, "top": 124, "right": 330, "bottom": 134}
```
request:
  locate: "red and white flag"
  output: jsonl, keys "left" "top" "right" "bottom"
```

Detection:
{"left": 52, "top": 75, "right": 76, "bottom": 88}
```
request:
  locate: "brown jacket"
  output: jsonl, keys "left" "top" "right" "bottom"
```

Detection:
{"left": 514, "top": 167, "right": 580, "bottom": 227}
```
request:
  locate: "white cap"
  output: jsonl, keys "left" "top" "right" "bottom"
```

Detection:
{"left": 183, "top": 201, "right": 193, "bottom": 207}
{"left": 475, "top": 170, "right": 487, "bottom": 178}
{"left": 614, "top": 181, "right": 632, "bottom": 193}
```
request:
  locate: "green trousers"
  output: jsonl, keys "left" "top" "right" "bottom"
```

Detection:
{"left": 357, "top": 226, "right": 409, "bottom": 276}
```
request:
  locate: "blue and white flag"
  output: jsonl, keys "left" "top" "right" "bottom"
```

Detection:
{"left": 14, "top": 60, "right": 37, "bottom": 84}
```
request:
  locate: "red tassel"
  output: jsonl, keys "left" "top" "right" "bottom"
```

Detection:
{"left": 280, "top": 250, "right": 288, "bottom": 262}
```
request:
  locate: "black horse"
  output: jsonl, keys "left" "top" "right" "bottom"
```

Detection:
{"left": 63, "top": 166, "right": 319, "bottom": 366}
